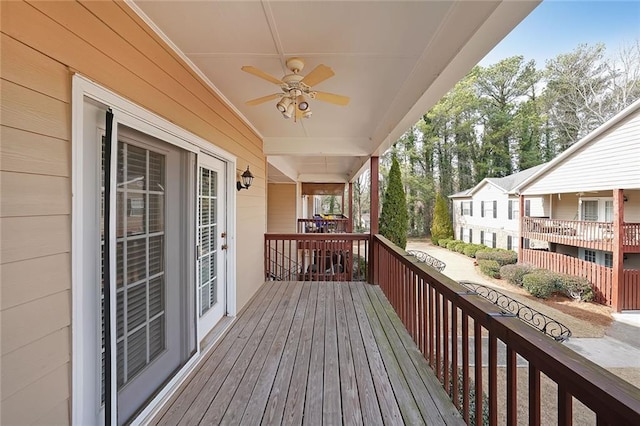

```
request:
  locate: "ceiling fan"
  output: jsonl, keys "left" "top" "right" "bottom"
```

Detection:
{"left": 242, "top": 57, "right": 350, "bottom": 120}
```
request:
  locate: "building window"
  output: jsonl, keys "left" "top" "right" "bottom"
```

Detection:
{"left": 483, "top": 231, "right": 495, "bottom": 248}
{"left": 481, "top": 201, "right": 495, "bottom": 218}
{"left": 508, "top": 200, "right": 519, "bottom": 220}
{"left": 461, "top": 201, "right": 472, "bottom": 216}
{"left": 583, "top": 249, "right": 597, "bottom": 263}
{"left": 604, "top": 252, "right": 613, "bottom": 268}
{"left": 524, "top": 199, "right": 531, "bottom": 217}
{"left": 462, "top": 228, "right": 471, "bottom": 243}
{"left": 507, "top": 235, "right": 518, "bottom": 251}
{"left": 605, "top": 201, "right": 613, "bottom": 222}
{"left": 581, "top": 200, "right": 599, "bottom": 221}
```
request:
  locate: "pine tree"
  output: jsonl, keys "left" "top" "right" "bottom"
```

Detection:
{"left": 430, "top": 193, "right": 454, "bottom": 244}
{"left": 379, "top": 155, "right": 408, "bottom": 249}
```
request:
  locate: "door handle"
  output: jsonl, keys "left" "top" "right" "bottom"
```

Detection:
{"left": 221, "top": 244, "right": 228, "bottom": 250}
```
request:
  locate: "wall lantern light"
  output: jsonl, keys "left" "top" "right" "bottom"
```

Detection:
{"left": 236, "top": 166, "right": 254, "bottom": 191}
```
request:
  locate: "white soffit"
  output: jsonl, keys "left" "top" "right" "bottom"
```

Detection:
{"left": 132, "top": 0, "right": 540, "bottom": 182}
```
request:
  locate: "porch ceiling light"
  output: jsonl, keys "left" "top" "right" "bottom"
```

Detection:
{"left": 236, "top": 166, "right": 254, "bottom": 191}
{"left": 282, "top": 102, "right": 295, "bottom": 119}
{"left": 296, "top": 95, "right": 309, "bottom": 111}
{"left": 276, "top": 97, "right": 292, "bottom": 113}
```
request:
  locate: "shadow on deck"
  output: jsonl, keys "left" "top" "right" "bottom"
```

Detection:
{"left": 152, "top": 281, "right": 463, "bottom": 425}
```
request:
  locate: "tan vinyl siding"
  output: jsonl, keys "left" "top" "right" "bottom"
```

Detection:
{"left": 267, "top": 183, "right": 297, "bottom": 233}
{"left": 552, "top": 193, "right": 580, "bottom": 220}
{"left": 1, "top": 364, "right": 70, "bottom": 425}
{"left": 624, "top": 190, "right": 640, "bottom": 222}
{"left": 1, "top": 253, "right": 71, "bottom": 311}
{"left": 1, "top": 0, "right": 267, "bottom": 422}
{"left": 523, "top": 109, "right": 640, "bottom": 194}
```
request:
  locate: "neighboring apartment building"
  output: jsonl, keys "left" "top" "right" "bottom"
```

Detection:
{"left": 515, "top": 98, "right": 640, "bottom": 312}
{"left": 450, "top": 163, "right": 546, "bottom": 251}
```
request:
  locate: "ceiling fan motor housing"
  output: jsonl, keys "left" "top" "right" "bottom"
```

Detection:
{"left": 286, "top": 57, "right": 305, "bottom": 73}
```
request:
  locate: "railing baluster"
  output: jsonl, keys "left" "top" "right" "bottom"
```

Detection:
{"left": 489, "top": 333, "right": 497, "bottom": 426}
{"left": 429, "top": 285, "right": 435, "bottom": 368}
{"left": 474, "top": 320, "right": 483, "bottom": 426}
{"left": 462, "top": 313, "right": 470, "bottom": 424}
{"left": 529, "top": 364, "right": 541, "bottom": 426}
{"left": 436, "top": 290, "right": 442, "bottom": 381}
{"left": 558, "top": 384, "right": 572, "bottom": 426}
{"left": 452, "top": 302, "right": 459, "bottom": 410}
{"left": 443, "top": 299, "right": 450, "bottom": 394}
{"left": 507, "top": 345, "right": 517, "bottom": 425}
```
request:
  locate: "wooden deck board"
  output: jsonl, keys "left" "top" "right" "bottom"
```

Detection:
{"left": 341, "top": 284, "right": 383, "bottom": 426}
{"left": 334, "top": 283, "right": 363, "bottom": 426}
{"left": 155, "top": 281, "right": 278, "bottom": 425}
{"left": 244, "top": 282, "right": 311, "bottom": 426}
{"left": 151, "top": 282, "right": 463, "bottom": 425}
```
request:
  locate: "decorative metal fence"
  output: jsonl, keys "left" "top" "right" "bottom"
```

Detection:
{"left": 406, "top": 249, "right": 446, "bottom": 272}
{"left": 459, "top": 281, "right": 572, "bottom": 342}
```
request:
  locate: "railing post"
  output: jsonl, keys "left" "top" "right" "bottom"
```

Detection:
{"left": 612, "top": 189, "right": 625, "bottom": 311}
{"left": 518, "top": 194, "right": 525, "bottom": 263}
{"left": 368, "top": 234, "right": 376, "bottom": 284}
{"left": 370, "top": 156, "right": 379, "bottom": 235}
{"left": 348, "top": 182, "right": 353, "bottom": 232}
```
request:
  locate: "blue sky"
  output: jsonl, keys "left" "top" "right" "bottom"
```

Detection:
{"left": 480, "top": 1, "right": 640, "bottom": 67}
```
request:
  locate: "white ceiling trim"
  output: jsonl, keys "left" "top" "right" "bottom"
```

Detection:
{"left": 267, "top": 156, "right": 298, "bottom": 182}
{"left": 264, "top": 137, "right": 371, "bottom": 156}
{"left": 298, "top": 173, "right": 349, "bottom": 183}
{"left": 124, "top": 0, "right": 264, "bottom": 139}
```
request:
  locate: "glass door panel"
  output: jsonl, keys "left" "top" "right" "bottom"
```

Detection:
{"left": 197, "top": 155, "right": 226, "bottom": 337}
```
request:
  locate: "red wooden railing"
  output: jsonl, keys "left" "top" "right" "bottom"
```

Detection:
{"left": 297, "top": 217, "right": 351, "bottom": 233}
{"left": 622, "top": 270, "right": 640, "bottom": 311}
{"left": 264, "top": 233, "right": 368, "bottom": 282}
{"left": 522, "top": 217, "right": 614, "bottom": 251}
{"left": 521, "top": 249, "right": 613, "bottom": 305}
{"left": 522, "top": 218, "right": 640, "bottom": 253}
{"left": 371, "top": 234, "right": 640, "bottom": 425}
{"left": 624, "top": 223, "right": 640, "bottom": 252}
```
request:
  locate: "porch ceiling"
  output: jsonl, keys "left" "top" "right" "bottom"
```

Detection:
{"left": 132, "top": 0, "right": 539, "bottom": 182}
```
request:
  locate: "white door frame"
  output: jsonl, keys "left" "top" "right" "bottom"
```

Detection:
{"left": 197, "top": 154, "right": 228, "bottom": 341}
{"left": 71, "top": 75, "right": 237, "bottom": 425}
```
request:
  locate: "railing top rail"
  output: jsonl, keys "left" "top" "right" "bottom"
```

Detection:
{"left": 266, "top": 233, "right": 369, "bottom": 241}
{"left": 523, "top": 217, "right": 614, "bottom": 226}
{"left": 297, "top": 217, "right": 350, "bottom": 221}
{"left": 372, "top": 234, "right": 640, "bottom": 422}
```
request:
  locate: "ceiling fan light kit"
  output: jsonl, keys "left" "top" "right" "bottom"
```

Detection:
{"left": 242, "top": 57, "right": 350, "bottom": 121}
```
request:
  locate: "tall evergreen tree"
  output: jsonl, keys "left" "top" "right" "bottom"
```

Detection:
{"left": 379, "top": 155, "right": 408, "bottom": 249}
{"left": 430, "top": 193, "right": 454, "bottom": 244}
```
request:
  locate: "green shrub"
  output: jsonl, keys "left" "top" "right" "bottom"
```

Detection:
{"left": 446, "top": 240, "right": 460, "bottom": 250}
{"left": 463, "top": 244, "right": 485, "bottom": 258}
{"left": 558, "top": 274, "right": 595, "bottom": 302}
{"left": 499, "top": 264, "right": 533, "bottom": 286}
{"left": 475, "top": 250, "right": 518, "bottom": 266}
{"left": 438, "top": 238, "right": 452, "bottom": 248}
{"left": 478, "top": 259, "right": 501, "bottom": 278}
{"left": 431, "top": 193, "right": 454, "bottom": 245}
{"left": 522, "top": 270, "right": 560, "bottom": 299}
{"left": 454, "top": 242, "right": 469, "bottom": 254}
{"left": 379, "top": 155, "right": 408, "bottom": 249}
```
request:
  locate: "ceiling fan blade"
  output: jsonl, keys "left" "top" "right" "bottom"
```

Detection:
{"left": 314, "top": 91, "right": 350, "bottom": 106}
{"left": 245, "top": 93, "right": 281, "bottom": 106}
{"left": 241, "top": 66, "right": 284, "bottom": 85}
{"left": 300, "top": 64, "right": 335, "bottom": 87}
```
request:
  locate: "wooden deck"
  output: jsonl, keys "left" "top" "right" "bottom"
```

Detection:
{"left": 152, "top": 281, "right": 464, "bottom": 425}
